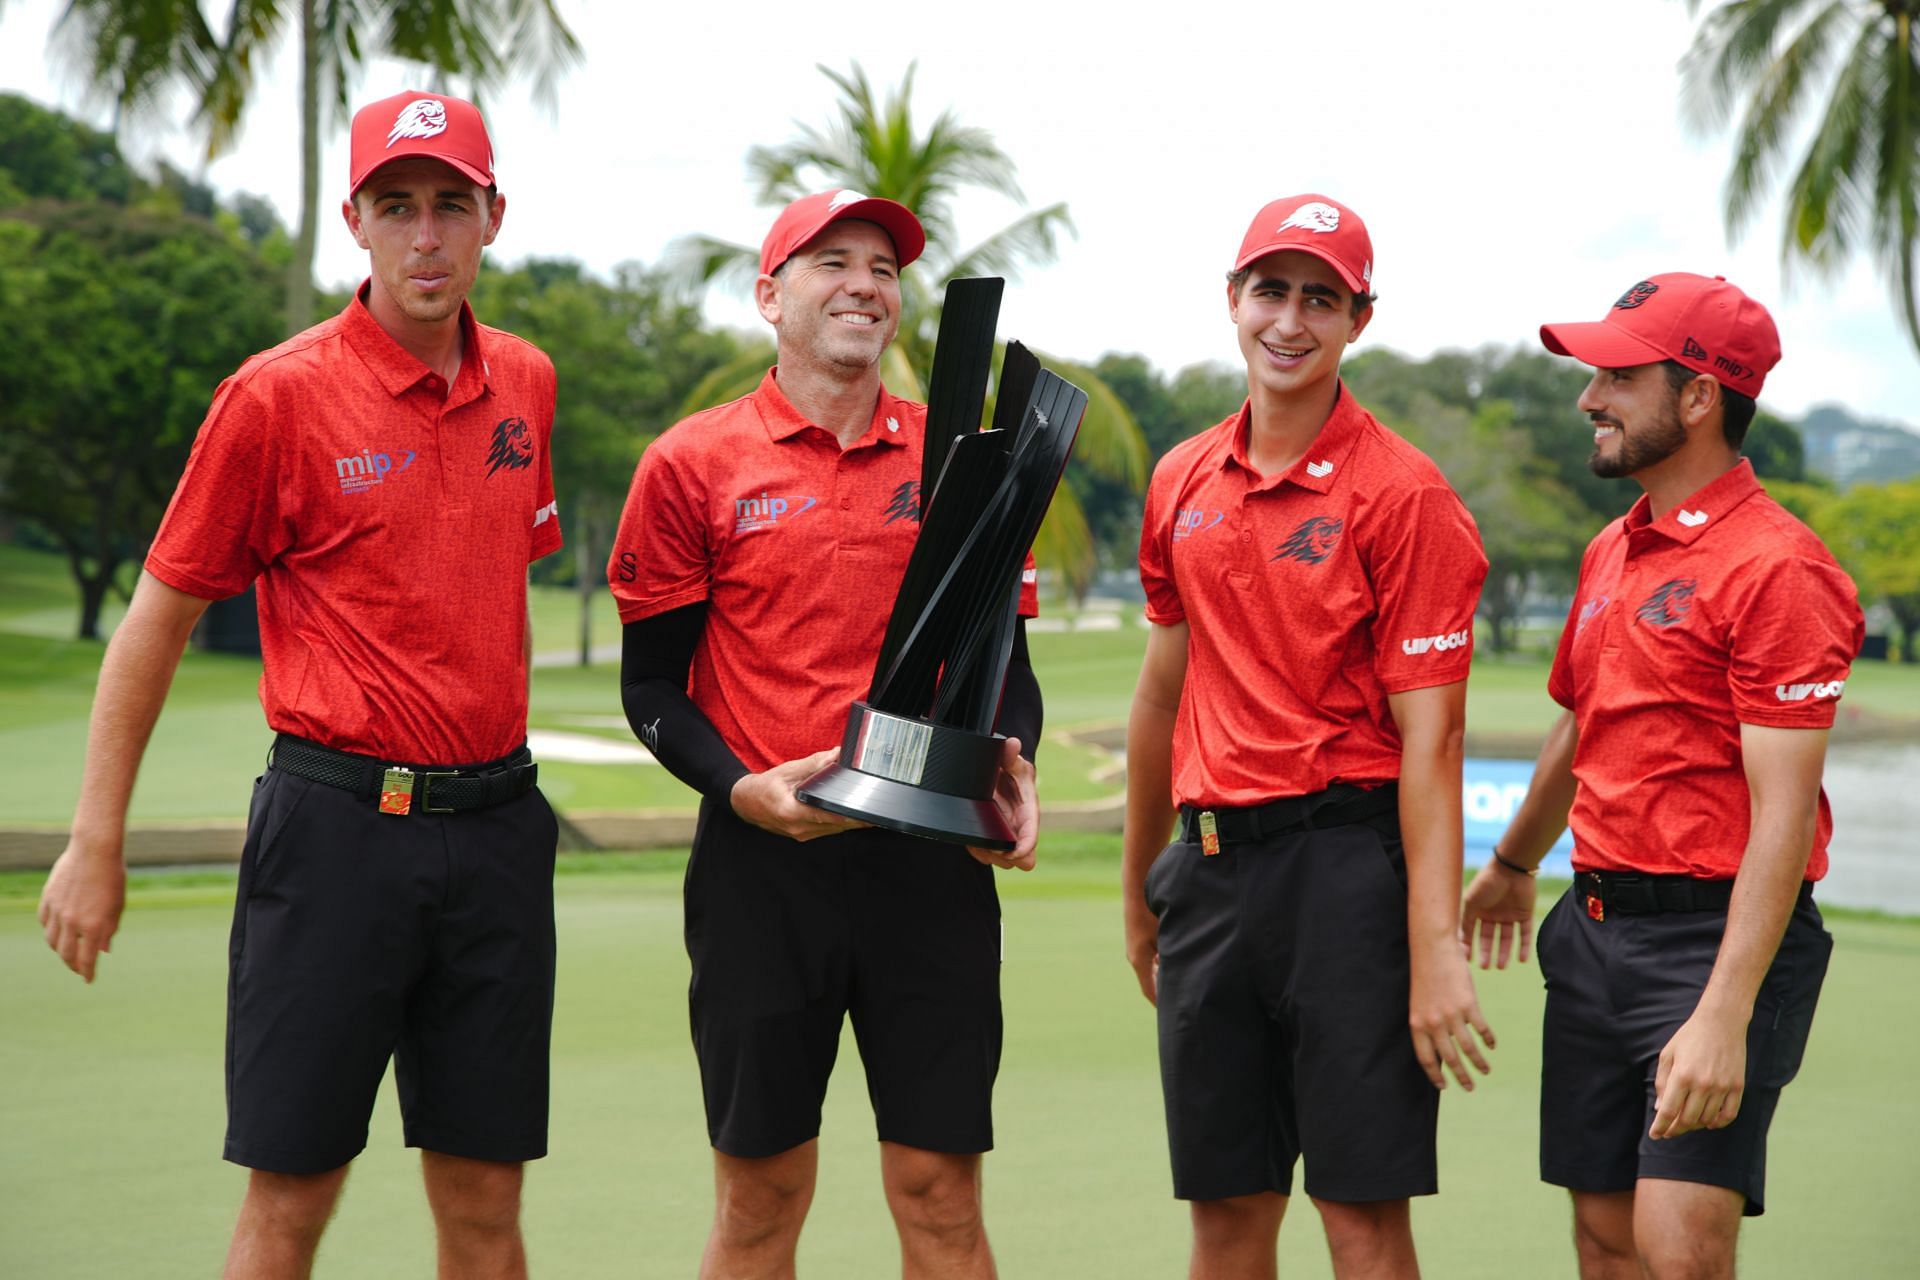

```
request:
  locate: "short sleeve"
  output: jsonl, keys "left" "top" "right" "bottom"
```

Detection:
{"left": 1547, "top": 592, "right": 1580, "bottom": 710}
{"left": 1139, "top": 462, "right": 1185, "bottom": 625}
{"left": 607, "top": 442, "right": 712, "bottom": 624}
{"left": 1368, "top": 483, "right": 1488, "bottom": 692}
{"left": 531, "top": 361, "right": 562, "bottom": 562}
{"left": 145, "top": 377, "right": 289, "bottom": 600}
{"left": 1725, "top": 553, "right": 1863, "bottom": 728}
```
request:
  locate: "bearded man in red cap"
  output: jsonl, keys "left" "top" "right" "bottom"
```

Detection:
{"left": 37, "top": 90, "right": 561, "bottom": 1277}
{"left": 1464, "top": 274, "right": 1862, "bottom": 1278}
{"left": 1123, "top": 194, "right": 1495, "bottom": 1277}
{"left": 608, "top": 191, "right": 1040, "bottom": 1279}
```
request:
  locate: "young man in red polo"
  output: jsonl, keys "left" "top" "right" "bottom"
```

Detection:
{"left": 1123, "top": 193, "right": 1495, "bottom": 1277}
{"left": 36, "top": 91, "right": 561, "bottom": 1278}
{"left": 609, "top": 190, "right": 1040, "bottom": 1279}
{"left": 1463, "top": 275, "right": 1861, "bottom": 1278}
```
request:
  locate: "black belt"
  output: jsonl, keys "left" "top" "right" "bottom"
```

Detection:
{"left": 1179, "top": 783, "right": 1398, "bottom": 848}
{"left": 1574, "top": 870, "right": 1747, "bottom": 918}
{"left": 269, "top": 733, "right": 537, "bottom": 815}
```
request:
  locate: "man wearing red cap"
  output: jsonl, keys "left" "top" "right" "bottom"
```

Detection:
{"left": 1464, "top": 274, "right": 1862, "bottom": 1277}
{"left": 608, "top": 190, "right": 1040, "bottom": 1278}
{"left": 1123, "top": 194, "right": 1494, "bottom": 1276}
{"left": 36, "top": 90, "right": 560, "bottom": 1277}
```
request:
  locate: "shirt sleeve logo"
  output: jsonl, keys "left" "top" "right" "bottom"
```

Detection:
{"left": 1401, "top": 628, "right": 1470, "bottom": 656}
{"left": 1635, "top": 578, "right": 1696, "bottom": 626}
{"left": 1776, "top": 680, "right": 1844, "bottom": 703}
{"left": 486, "top": 417, "right": 535, "bottom": 476}
{"left": 1273, "top": 515, "right": 1344, "bottom": 565}
{"left": 884, "top": 480, "right": 922, "bottom": 523}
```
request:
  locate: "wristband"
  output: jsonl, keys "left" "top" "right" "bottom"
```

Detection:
{"left": 1492, "top": 848, "right": 1538, "bottom": 877}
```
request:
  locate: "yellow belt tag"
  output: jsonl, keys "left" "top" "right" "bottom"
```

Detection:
{"left": 379, "top": 767, "right": 415, "bottom": 816}
{"left": 1199, "top": 811, "right": 1221, "bottom": 857}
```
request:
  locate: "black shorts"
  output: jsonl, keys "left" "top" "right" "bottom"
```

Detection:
{"left": 224, "top": 766, "right": 558, "bottom": 1175}
{"left": 1537, "top": 884, "right": 1831, "bottom": 1215}
{"left": 684, "top": 798, "right": 1002, "bottom": 1159}
{"left": 1144, "top": 801, "right": 1436, "bottom": 1203}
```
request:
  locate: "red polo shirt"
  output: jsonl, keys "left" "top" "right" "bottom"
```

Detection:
{"left": 1550, "top": 461, "right": 1861, "bottom": 881}
{"left": 1140, "top": 387, "right": 1488, "bottom": 808}
{"left": 147, "top": 284, "right": 561, "bottom": 763}
{"left": 608, "top": 370, "right": 1039, "bottom": 774}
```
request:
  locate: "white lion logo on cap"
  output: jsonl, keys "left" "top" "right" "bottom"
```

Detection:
{"left": 1278, "top": 202, "right": 1341, "bottom": 234}
{"left": 829, "top": 189, "right": 868, "bottom": 210}
{"left": 387, "top": 98, "right": 448, "bottom": 149}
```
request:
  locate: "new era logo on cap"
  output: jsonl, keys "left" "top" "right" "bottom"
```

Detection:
{"left": 1540, "top": 272, "right": 1781, "bottom": 398}
{"left": 1235, "top": 193, "right": 1374, "bottom": 296}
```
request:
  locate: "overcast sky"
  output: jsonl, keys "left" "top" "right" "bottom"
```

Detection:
{"left": 4, "top": 0, "right": 1917, "bottom": 425}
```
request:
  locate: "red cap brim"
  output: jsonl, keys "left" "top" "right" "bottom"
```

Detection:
{"left": 352, "top": 152, "right": 494, "bottom": 197}
{"left": 1539, "top": 319, "right": 1670, "bottom": 369}
{"left": 1235, "top": 242, "right": 1368, "bottom": 295}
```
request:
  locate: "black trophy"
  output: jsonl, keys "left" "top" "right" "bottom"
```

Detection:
{"left": 796, "top": 278, "right": 1087, "bottom": 849}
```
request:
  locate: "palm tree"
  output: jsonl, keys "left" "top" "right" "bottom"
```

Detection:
{"left": 48, "top": 0, "right": 580, "bottom": 333}
{"left": 673, "top": 62, "right": 1148, "bottom": 596}
{"left": 1683, "top": 1, "right": 1920, "bottom": 352}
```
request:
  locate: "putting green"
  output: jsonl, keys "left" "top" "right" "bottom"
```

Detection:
{"left": 2, "top": 846, "right": 1914, "bottom": 1277}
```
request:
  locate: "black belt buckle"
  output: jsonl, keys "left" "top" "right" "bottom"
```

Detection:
{"left": 419, "top": 770, "right": 461, "bottom": 814}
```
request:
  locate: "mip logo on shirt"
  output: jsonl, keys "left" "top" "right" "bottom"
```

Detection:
{"left": 734, "top": 490, "right": 818, "bottom": 533}
{"left": 1173, "top": 508, "right": 1225, "bottom": 541}
{"left": 334, "top": 447, "right": 415, "bottom": 496}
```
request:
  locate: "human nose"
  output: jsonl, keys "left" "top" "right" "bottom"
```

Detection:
{"left": 1575, "top": 370, "right": 1606, "bottom": 414}
{"left": 412, "top": 208, "right": 442, "bottom": 254}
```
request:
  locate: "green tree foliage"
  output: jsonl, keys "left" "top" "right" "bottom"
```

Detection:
{"left": 0, "top": 91, "right": 139, "bottom": 204}
{"left": 46, "top": 0, "right": 580, "bottom": 333}
{"left": 1746, "top": 409, "right": 1809, "bottom": 480}
{"left": 1683, "top": 1, "right": 1920, "bottom": 352}
{"left": 469, "top": 259, "right": 738, "bottom": 664}
{"left": 0, "top": 200, "right": 282, "bottom": 638}
{"left": 1811, "top": 478, "right": 1920, "bottom": 660}
{"left": 671, "top": 62, "right": 1147, "bottom": 598}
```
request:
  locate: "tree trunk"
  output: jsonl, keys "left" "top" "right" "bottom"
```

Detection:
{"left": 574, "top": 511, "right": 599, "bottom": 667}
{"left": 283, "top": 0, "right": 320, "bottom": 335}
{"left": 75, "top": 564, "right": 116, "bottom": 642}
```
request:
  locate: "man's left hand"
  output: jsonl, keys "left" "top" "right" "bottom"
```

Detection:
{"left": 966, "top": 738, "right": 1037, "bottom": 872}
{"left": 1650, "top": 1006, "right": 1748, "bottom": 1139}
{"left": 1408, "top": 939, "right": 1495, "bottom": 1090}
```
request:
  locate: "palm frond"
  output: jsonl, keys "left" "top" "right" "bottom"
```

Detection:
{"left": 1716, "top": 0, "right": 1852, "bottom": 233}
{"left": 1779, "top": 18, "right": 1882, "bottom": 273}
{"left": 1027, "top": 351, "right": 1149, "bottom": 489}
{"left": 677, "top": 340, "right": 776, "bottom": 419}
{"left": 662, "top": 233, "right": 760, "bottom": 300}
{"left": 942, "top": 204, "right": 1076, "bottom": 281}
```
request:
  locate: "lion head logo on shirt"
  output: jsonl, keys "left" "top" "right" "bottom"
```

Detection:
{"left": 1273, "top": 516, "right": 1344, "bottom": 565}
{"left": 486, "top": 417, "right": 535, "bottom": 477}
{"left": 884, "top": 480, "right": 922, "bottom": 524}
{"left": 1636, "top": 578, "right": 1696, "bottom": 627}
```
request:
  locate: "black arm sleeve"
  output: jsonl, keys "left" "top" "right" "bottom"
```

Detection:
{"left": 620, "top": 604, "right": 752, "bottom": 803}
{"left": 992, "top": 619, "right": 1043, "bottom": 765}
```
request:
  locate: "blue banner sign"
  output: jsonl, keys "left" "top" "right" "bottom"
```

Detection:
{"left": 1461, "top": 757, "right": 1575, "bottom": 877}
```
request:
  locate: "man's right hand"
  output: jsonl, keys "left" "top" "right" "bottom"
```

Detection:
{"left": 729, "top": 748, "right": 873, "bottom": 842}
{"left": 38, "top": 840, "right": 127, "bottom": 983}
{"left": 1461, "top": 858, "right": 1537, "bottom": 969}
{"left": 1124, "top": 903, "right": 1160, "bottom": 1006}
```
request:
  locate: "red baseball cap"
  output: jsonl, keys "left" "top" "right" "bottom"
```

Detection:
{"left": 1233, "top": 194, "right": 1374, "bottom": 295}
{"left": 349, "top": 90, "right": 495, "bottom": 196}
{"left": 759, "top": 189, "right": 926, "bottom": 277}
{"left": 1540, "top": 273, "right": 1780, "bottom": 398}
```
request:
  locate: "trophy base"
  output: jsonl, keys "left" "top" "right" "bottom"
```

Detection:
{"left": 795, "top": 702, "right": 1015, "bottom": 851}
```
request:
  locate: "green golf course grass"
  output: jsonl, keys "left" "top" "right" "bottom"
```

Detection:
{"left": 4, "top": 843, "right": 1917, "bottom": 1277}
